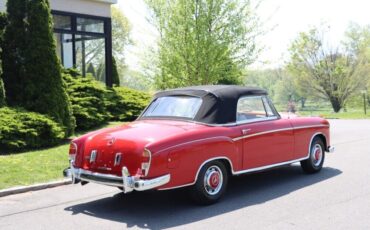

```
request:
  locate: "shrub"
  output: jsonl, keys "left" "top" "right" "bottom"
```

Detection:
{"left": 63, "top": 68, "right": 151, "bottom": 129}
{"left": 105, "top": 86, "right": 151, "bottom": 121}
{"left": 0, "top": 107, "right": 65, "bottom": 152}
{"left": 63, "top": 71, "right": 110, "bottom": 130}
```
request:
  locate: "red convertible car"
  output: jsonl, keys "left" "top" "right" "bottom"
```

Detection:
{"left": 64, "top": 85, "right": 334, "bottom": 204}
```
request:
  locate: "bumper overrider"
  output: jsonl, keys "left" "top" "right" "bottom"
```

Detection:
{"left": 63, "top": 164, "right": 170, "bottom": 193}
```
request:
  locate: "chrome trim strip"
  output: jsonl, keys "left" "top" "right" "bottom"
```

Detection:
{"left": 156, "top": 136, "right": 233, "bottom": 154}
{"left": 160, "top": 132, "right": 328, "bottom": 190}
{"left": 232, "top": 156, "right": 309, "bottom": 175}
{"left": 232, "top": 127, "right": 294, "bottom": 141}
{"left": 232, "top": 125, "right": 329, "bottom": 142}
{"left": 293, "top": 124, "right": 329, "bottom": 130}
{"left": 159, "top": 156, "right": 309, "bottom": 190}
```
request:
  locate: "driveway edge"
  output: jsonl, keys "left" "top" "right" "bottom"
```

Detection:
{"left": 0, "top": 179, "right": 72, "bottom": 197}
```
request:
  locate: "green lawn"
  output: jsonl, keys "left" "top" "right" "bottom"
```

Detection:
{"left": 297, "top": 109, "right": 370, "bottom": 119}
{"left": 0, "top": 122, "right": 122, "bottom": 190}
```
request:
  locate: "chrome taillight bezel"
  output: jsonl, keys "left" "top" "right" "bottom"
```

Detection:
{"left": 69, "top": 142, "right": 78, "bottom": 162}
{"left": 141, "top": 148, "right": 152, "bottom": 177}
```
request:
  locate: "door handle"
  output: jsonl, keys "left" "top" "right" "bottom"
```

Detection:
{"left": 242, "top": 129, "right": 251, "bottom": 135}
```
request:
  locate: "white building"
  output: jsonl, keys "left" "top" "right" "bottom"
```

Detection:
{"left": 0, "top": 0, "right": 118, "bottom": 86}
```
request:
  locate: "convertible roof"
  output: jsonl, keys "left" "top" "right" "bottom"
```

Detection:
{"left": 152, "top": 85, "right": 268, "bottom": 124}
{"left": 155, "top": 85, "right": 267, "bottom": 99}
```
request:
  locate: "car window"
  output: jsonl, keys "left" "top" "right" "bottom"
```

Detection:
{"left": 237, "top": 96, "right": 269, "bottom": 122}
{"left": 262, "top": 97, "right": 275, "bottom": 117}
{"left": 142, "top": 96, "right": 202, "bottom": 119}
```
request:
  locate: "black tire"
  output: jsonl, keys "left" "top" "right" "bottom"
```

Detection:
{"left": 190, "top": 161, "right": 228, "bottom": 205}
{"left": 301, "top": 137, "right": 325, "bottom": 174}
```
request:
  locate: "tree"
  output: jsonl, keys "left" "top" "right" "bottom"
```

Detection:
{"left": 244, "top": 68, "right": 305, "bottom": 109}
{"left": 0, "top": 79, "right": 5, "bottom": 107}
{"left": 111, "top": 56, "right": 120, "bottom": 86}
{"left": 288, "top": 25, "right": 370, "bottom": 112}
{"left": 111, "top": 6, "right": 131, "bottom": 83}
{"left": 145, "top": 0, "right": 262, "bottom": 89}
{"left": 0, "top": 12, "right": 7, "bottom": 107}
{"left": 1, "top": 0, "right": 27, "bottom": 106}
{"left": 112, "top": 6, "right": 131, "bottom": 59}
{"left": 25, "top": 0, "right": 75, "bottom": 135}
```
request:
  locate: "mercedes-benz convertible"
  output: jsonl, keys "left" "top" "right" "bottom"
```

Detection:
{"left": 64, "top": 85, "right": 334, "bottom": 204}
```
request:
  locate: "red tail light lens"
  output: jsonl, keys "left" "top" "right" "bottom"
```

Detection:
{"left": 141, "top": 148, "right": 152, "bottom": 176}
{"left": 69, "top": 142, "right": 77, "bottom": 162}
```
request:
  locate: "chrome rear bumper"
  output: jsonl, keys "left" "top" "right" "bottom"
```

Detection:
{"left": 63, "top": 165, "right": 170, "bottom": 193}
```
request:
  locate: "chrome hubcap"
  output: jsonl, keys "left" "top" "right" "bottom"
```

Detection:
{"left": 204, "top": 165, "right": 223, "bottom": 195}
{"left": 311, "top": 144, "right": 323, "bottom": 167}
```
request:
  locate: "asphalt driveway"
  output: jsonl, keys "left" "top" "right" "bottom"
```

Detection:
{"left": 0, "top": 119, "right": 369, "bottom": 229}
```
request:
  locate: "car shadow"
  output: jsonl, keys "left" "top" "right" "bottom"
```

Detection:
{"left": 64, "top": 165, "right": 341, "bottom": 229}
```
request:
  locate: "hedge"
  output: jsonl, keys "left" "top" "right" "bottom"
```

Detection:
{"left": 0, "top": 107, "right": 65, "bottom": 152}
{"left": 63, "top": 70, "right": 110, "bottom": 130}
{"left": 63, "top": 69, "right": 151, "bottom": 130}
{"left": 105, "top": 86, "right": 151, "bottom": 121}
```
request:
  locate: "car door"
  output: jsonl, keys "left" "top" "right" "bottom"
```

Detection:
{"left": 236, "top": 96, "right": 295, "bottom": 170}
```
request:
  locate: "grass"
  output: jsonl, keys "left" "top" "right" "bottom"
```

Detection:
{"left": 0, "top": 122, "right": 122, "bottom": 190}
{"left": 297, "top": 109, "right": 370, "bottom": 119}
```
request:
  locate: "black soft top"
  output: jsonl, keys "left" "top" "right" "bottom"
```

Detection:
{"left": 153, "top": 85, "right": 268, "bottom": 124}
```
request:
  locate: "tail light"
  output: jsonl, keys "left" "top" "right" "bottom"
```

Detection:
{"left": 69, "top": 142, "right": 77, "bottom": 162}
{"left": 141, "top": 148, "right": 152, "bottom": 176}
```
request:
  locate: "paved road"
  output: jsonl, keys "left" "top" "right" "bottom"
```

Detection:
{"left": 1, "top": 120, "right": 370, "bottom": 230}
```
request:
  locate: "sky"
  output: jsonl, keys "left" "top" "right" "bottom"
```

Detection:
{"left": 117, "top": 0, "right": 370, "bottom": 71}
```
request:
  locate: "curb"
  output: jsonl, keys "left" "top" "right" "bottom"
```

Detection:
{"left": 0, "top": 179, "right": 72, "bottom": 198}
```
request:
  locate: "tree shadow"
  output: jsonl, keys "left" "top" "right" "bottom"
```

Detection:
{"left": 64, "top": 165, "right": 341, "bottom": 229}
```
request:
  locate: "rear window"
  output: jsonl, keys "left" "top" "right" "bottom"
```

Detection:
{"left": 142, "top": 96, "right": 202, "bottom": 119}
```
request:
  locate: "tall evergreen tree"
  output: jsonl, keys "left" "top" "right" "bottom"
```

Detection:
{"left": 1, "top": 0, "right": 27, "bottom": 105}
{"left": 21, "top": 0, "right": 75, "bottom": 135}
{"left": 0, "top": 79, "right": 4, "bottom": 107}
{"left": 0, "top": 12, "right": 7, "bottom": 107}
{"left": 111, "top": 56, "right": 120, "bottom": 86}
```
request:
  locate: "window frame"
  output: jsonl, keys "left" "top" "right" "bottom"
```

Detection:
{"left": 51, "top": 10, "right": 113, "bottom": 87}
{"left": 236, "top": 95, "right": 279, "bottom": 125}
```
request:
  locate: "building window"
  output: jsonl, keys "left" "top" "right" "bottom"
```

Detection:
{"left": 77, "top": 17, "right": 105, "bottom": 33}
{"left": 52, "top": 11, "right": 112, "bottom": 86}
{"left": 75, "top": 35, "right": 106, "bottom": 82}
{"left": 53, "top": 15, "right": 72, "bottom": 30}
{"left": 55, "top": 33, "right": 73, "bottom": 68}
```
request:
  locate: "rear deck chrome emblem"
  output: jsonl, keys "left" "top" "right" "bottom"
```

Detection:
{"left": 114, "top": 152, "right": 122, "bottom": 166}
{"left": 90, "top": 150, "right": 97, "bottom": 163}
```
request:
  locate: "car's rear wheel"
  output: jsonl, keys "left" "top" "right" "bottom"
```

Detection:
{"left": 301, "top": 137, "right": 325, "bottom": 173}
{"left": 190, "top": 161, "right": 228, "bottom": 205}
